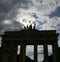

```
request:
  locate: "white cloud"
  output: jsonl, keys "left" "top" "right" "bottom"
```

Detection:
{"left": 41, "top": 17, "right": 60, "bottom": 30}
{"left": 30, "top": 0, "right": 60, "bottom": 15}
{"left": 3, "top": 20, "right": 12, "bottom": 25}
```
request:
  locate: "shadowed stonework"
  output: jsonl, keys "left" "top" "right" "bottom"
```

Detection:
{"left": 17, "top": 55, "right": 34, "bottom": 62}
{"left": 43, "top": 47, "right": 60, "bottom": 62}
{"left": 0, "top": 25, "right": 59, "bottom": 62}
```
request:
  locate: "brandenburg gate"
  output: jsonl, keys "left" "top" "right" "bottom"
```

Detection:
{"left": 0, "top": 26, "right": 59, "bottom": 62}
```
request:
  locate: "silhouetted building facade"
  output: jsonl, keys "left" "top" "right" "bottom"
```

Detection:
{"left": 0, "top": 26, "right": 59, "bottom": 62}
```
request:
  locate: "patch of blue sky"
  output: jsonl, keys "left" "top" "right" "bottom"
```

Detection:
{"left": 30, "top": 13, "right": 38, "bottom": 19}
{"left": 58, "top": 35, "right": 60, "bottom": 40}
{"left": 33, "top": 19, "right": 47, "bottom": 30}
{"left": 48, "top": 7, "right": 60, "bottom": 18}
{"left": 33, "top": 19, "right": 47, "bottom": 25}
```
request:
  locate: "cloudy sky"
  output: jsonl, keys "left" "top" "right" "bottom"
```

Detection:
{"left": 0, "top": 0, "right": 60, "bottom": 31}
{"left": 0, "top": 0, "right": 60, "bottom": 45}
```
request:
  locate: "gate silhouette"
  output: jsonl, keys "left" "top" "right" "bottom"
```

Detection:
{"left": 0, "top": 27, "right": 58, "bottom": 62}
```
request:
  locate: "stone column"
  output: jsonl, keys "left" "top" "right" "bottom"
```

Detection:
{"left": 20, "top": 43, "right": 26, "bottom": 62}
{"left": 0, "top": 46, "right": 2, "bottom": 62}
{"left": 8, "top": 42, "right": 12, "bottom": 62}
{"left": 2, "top": 42, "right": 9, "bottom": 62}
{"left": 52, "top": 40, "right": 58, "bottom": 62}
{"left": 11, "top": 42, "right": 17, "bottom": 62}
{"left": 44, "top": 43, "right": 48, "bottom": 62}
{"left": 34, "top": 44, "right": 37, "bottom": 62}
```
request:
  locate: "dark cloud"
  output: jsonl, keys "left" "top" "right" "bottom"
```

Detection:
{"left": 48, "top": 7, "right": 60, "bottom": 18}
{"left": 0, "top": 21, "right": 23, "bottom": 33}
{"left": 0, "top": 23, "right": 4, "bottom": 31}
{"left": 0, "top": 0, "right": 32, "bottom": 33}
{"left": 0, "top": 0, "right": 31, "bottom": 12}
{"left": 0, "top": 0, "right": 31, "bottom": 20}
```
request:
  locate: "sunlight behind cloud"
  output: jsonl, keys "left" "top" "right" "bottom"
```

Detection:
{"left": 16, "top": 12, "right": 35, "bottom": 27}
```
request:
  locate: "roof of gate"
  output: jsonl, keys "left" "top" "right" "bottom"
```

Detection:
{"left": 0, "top": 25, "right": 59, "bottom": 38}
{"left": 1, "top": 29, "right": 58, "bottom": 38}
